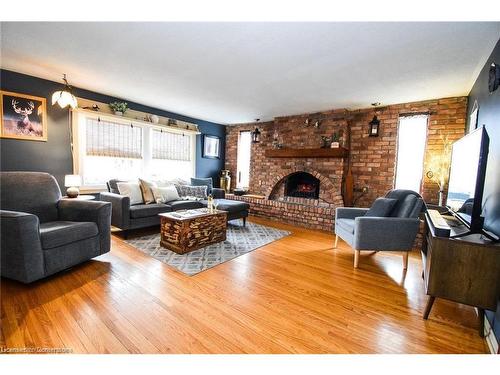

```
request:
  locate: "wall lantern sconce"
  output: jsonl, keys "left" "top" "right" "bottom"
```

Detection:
{"left": 52, "top": 74, "right": 78, "bottom": 109}
{"left": 368, "top": 115, "right": 380, "bottom": 137}
{"left": 252, "top": 118, "right": 261, "bottom": 143}
{"left": 368, "top": 102, "right": 381, "bottom": 137}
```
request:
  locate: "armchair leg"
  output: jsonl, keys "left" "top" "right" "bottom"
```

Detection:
{"left": 354, "top": 250, "right": 360, "bottom": 268}
{"left": 334, "top": 235, "right": 338, "bottom": 249}
{"left": 402, "top": 251, "right": 409, "bottom": 270}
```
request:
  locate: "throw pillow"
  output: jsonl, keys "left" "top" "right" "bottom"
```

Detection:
{"left": 190, "top": 177, "right": 213, "bottom": 194}
{"left": 154, "top": 178, "right": 189, "bottom": 187}
{"left": 139, "top": 178, "right": 157, "bottom": 204}
{"left": 364, "top": 198, "right": 397, "bottom": 217}
{"left": 175, "top": 184, "right": 207, "bottom": 200}
{"left": 151, "top": 186, "right": 180, "bottom": 204}
{"left": 117, "top": 182, "right": 144, "bottom": 205}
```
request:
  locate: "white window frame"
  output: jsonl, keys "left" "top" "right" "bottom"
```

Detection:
{"left": 71, "top": 109, "right": 196, "bottom": 193}
{"left": 394, "top": 114, "right": 429, "bottom": 193}
{"left": 236, "top": 130, "right": 252, "bottom": 189}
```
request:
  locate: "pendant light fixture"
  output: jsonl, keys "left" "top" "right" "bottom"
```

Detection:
{"left": 52, "top": 74, "right": 78, "bottom": 109}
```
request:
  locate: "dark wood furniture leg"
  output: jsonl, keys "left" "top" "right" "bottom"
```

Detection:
{"left": 423, "top": 296, "right": 435, "bottom": 319}
{"left": 243, "top": 217, "right": 246, "bottom": 227}
{"left": 478, "top": 308, "right": 485, "bottom": 337}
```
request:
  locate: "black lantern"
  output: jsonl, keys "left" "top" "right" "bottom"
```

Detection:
{"left": 368, "top": 115, "right": 380, "bottom": 137}
{"left": 251, "top": 127, "right": 261, "bottom": 143}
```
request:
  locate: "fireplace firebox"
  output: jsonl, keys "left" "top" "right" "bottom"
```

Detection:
{"left": 284, "top": 172, "right": 320, "bottom": 199}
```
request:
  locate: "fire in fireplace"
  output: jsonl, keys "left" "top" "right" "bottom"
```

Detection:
{"left": 284, "top": 172, "right": 320, "bottom": 199}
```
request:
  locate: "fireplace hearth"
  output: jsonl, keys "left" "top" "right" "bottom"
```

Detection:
{"left": 284, "top": 172, "right": 320, "bottom": 199}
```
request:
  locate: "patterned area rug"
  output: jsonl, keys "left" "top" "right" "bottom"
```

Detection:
{"left": 125, "top": 221, "right": 290, "bottom": 276}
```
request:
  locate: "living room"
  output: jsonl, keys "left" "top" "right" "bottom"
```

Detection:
{"left": 1, "top": 1, "right": 500, "bottom": 373}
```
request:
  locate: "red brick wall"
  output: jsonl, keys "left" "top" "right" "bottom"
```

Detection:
{"left": 224, "top": 96, "right": 467, "bottom": 232}
{"left": 348, "top": 97, "right": 468, "bottom": 207}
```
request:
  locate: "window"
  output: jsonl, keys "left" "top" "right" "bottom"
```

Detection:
{"left": 394, "top": 115, "right": 428, "bottom": 192}
{"left": 149, "top": 128, "right": 193, "bottom": 182}
{"left": 236, "top": 131, "right": 252, "bottom": 188}
{"left": 73, "top": 111, "right": 196, "bottom": 190}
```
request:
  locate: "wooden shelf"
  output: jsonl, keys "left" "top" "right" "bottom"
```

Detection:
{"left": 264, "top": 147, "right": 349, "bottom": 158}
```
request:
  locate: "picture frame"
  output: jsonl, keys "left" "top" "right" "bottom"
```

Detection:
{"left": 202, "top": 134, "right": 220, "bottom": 159}
{"left": 468, "top": 100, "right": 479, "bottom": 134}
{"left": 1, "top": 90, "right": 47, "bottom": 142}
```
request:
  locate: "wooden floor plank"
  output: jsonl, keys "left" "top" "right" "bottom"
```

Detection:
{"left": 0, "top": 216, "right": 487, "bottom": 353}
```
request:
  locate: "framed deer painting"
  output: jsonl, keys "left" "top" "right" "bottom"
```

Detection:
{"left": 0, "top": 90, "right": 47, "bottom": 141}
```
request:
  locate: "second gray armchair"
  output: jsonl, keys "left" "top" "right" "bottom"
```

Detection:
{"left": 334, "top": 189, "right": 424, "bottom": 269}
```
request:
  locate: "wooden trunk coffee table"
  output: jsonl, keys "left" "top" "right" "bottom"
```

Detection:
{"left": 159, "top": 208, "right": 227, "bottom": 254}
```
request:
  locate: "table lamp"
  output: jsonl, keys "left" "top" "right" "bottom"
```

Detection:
{"left": 64, "top": 174, "right": 82, "bottom": 198}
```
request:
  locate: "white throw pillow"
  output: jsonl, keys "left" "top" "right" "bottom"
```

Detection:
{"left": 152, "top": 186, "right": 180, "bottom": 204}
{"left": 117, "top": 182, "right": 144, "bottom": 205}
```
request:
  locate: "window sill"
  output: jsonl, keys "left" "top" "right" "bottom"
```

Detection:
{"left": 79, "top": 186, "right": 107, "bottom": 194}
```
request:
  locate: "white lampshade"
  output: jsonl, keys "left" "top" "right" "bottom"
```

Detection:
{"left": 52, "top": 90, "right": 78, "bottom": 109}
{"left": 65, "top": 174, "right": 81, "bottom": 187}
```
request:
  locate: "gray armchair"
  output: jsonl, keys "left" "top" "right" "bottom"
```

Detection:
{"left": 334, "top": 189, "right": 424, "bottom": 269}
{"left": 1, "top": 172, "right": 111, "bottom": 283}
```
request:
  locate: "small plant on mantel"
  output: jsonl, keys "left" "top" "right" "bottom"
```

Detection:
{"left": 109, "top": 102, "right": 128, "bottom": 116}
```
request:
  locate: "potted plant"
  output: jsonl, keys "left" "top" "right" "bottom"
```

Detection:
{"left": 330, "top": 132, "right": 340, "bottom": 148}
{"left": 109, "top": 102, "right": 128, "bottom": 116}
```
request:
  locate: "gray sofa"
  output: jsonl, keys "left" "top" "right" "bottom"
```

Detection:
{"left": 100, "top": 179, "right": 249, "bottom": 236}
{"left": 334, "top": 189, "right": 424, "bottom": 269}
{"left": 0, "top": 172, "right": 112, "bottom": 283}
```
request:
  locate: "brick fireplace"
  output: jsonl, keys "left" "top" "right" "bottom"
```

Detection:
{"left": 225, "top": 97, "right": 467, "bottom": 232}
{"left": 283, "top": 172, "right": 319, "bottom": 200}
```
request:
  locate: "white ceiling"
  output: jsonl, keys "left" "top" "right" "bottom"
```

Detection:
{"left": 1, "top": 22, "right": 499, "bottom": 124}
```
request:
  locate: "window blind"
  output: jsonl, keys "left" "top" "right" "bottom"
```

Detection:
{"left": 86, "top": 118, "right": 143, "bottom": 159}
{"left": 152, "top": 129, "right": 191, "bottom": 161}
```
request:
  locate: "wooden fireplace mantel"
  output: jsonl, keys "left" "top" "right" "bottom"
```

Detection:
{"left": 264, "top": 147, "right": 349, "bottom": 158}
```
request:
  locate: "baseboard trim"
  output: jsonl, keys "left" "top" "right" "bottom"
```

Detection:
{"left": 484, "top": 315, "right": 499, "bottom": 354}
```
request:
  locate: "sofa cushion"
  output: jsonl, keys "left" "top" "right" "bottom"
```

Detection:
{"left": 117, "top": 182, "right": 144, "bottom": 205}
{"left": 336, "top": 218, "right": 355, "bottom": 234}
{"left": 167, "top": 200, "right": 205, "bottom": 211}
{"left": 201, "top": 199, "right": 250, "bottom": 213}
{"left": 107, "top": 179, "right": 125, "bottom": 194}
{"left": 191, "top": 177, "right": 213, "bottom": 194}
{"left": 175, "top": 184, "right": 207, "bottom": 199}
{"left": 364, "top": 198, "right": 397, "bottom": 217}
{"left": 129, "top": 203, "right": 171, "bottom": 219}
{"left": 151, "top": 186, "right": 180, "bottom": 204}
{"left": 139, "top": 178, "right": 157, "bottom": 204}
{"left": 40, "top": 221, "right": 98, "bottom": 249}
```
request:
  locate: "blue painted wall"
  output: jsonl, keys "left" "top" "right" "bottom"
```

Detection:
{"left": 0, "top": 69, "right": 226, "bottom": 188}
{"left": 467, "top": 38, "right": 500, "bottom": 347}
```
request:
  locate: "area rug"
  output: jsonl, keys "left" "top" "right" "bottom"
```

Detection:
{"left": 124, "top": 221, "right": 290, "bottom": 276}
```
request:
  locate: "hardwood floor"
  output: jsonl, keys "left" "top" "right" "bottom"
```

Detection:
{"left": 1, "top": 217, "right": 487, "bottom": 353}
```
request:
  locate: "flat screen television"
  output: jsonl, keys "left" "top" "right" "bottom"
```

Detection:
{"left": 446, "top": 126, "right": 490, "bottom": 235}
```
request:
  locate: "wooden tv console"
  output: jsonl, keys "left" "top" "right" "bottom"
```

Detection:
{"left": 422, "top": 212, "right": 500, "bottom": 336}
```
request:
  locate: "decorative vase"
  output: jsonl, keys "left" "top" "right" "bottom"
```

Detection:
{"left": 151, "top": 115, "right": 160, "bottom": 124}
{"left": 115, "top": 111, "right": 123, "bottom": 116}
{"left": 331, "top": 142, "right": 340, "bottom": 148}
{"left": 219, "top": 170, "right": 231, "bottom": 193}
